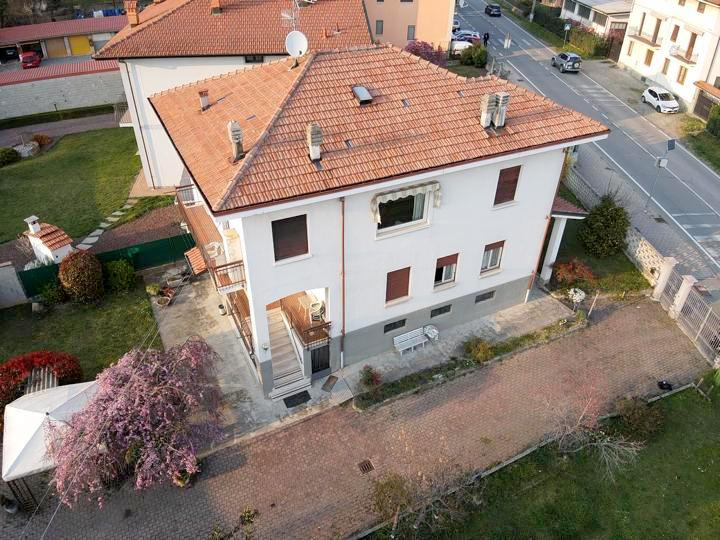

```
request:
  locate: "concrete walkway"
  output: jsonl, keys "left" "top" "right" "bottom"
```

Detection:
{"left": 0, "top": 114, "right": 118, "bottom": 147}
{"left": 11, "top": 299, "right": 707, "bottom": 539}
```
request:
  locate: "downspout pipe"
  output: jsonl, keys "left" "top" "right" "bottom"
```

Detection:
{"left": 340, "top": 196, "right": 346, "bottom": 369}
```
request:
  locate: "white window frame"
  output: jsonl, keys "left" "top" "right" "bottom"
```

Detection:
{"left": 434, "top": 263, "right": 456, "bottom": 287}
{"left": 481, "top": 244, "right": 504, "bottom": 273}
{"left": 372, "top": 182, "right": 441, "bottom": 238}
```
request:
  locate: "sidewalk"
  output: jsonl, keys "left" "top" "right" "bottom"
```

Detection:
{"left": 0, "top": 114, "right": 118, "bottom": 147}
{"left": 10, "top": 299, "right": 707, "bottom": 539}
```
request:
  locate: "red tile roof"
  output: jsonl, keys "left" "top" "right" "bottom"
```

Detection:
{"left": 0, "top": 16, "right": 126, "bottom": 46}
{"left": 551, "top": 196, "right": 587, "bottom": 217}
{"left": 24, "top": 223, "right": 73, "bottom": 251}
{"left": 94, "top": 0, "right": 372, "bottom": 59}
{"left": 0, "top": 59, "right": 118, "bottom": 86}
{"left": 151, "top": 46, "right": 610, "bottom": 213}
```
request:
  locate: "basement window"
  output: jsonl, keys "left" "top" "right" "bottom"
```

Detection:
{"left": 244, "top": 55, "right": 264, "bottom": 63}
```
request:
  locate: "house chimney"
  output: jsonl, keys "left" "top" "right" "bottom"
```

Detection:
{"left": 493, "top": 92, "right": 510, "bottom": 128}
{"left": 307, "top": 123, "right": 323, "bottom": 162}
{"left": 480, "top": 93, "right": 497, "bottom": 128}
{"left": 227, "top": 120, "right": 244, "bottom": 161}
{"left": 199, "top": 90, "right": 210, "bottom": 111}
{"left": 124, "top": 0, "right": 139, "bottom": 27}
{"left": 210, "top": 0, "right": 221, "bottom": 15}
{"left": 24, "top": 215, "right": 41, "bottom": 235}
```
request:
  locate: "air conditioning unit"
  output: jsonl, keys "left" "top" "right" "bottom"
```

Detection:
{"left": 205, "top": 242, "right": 223, "bottom": 258}
{"left": 309, "top": 301, "right": 325, "bottom": 322}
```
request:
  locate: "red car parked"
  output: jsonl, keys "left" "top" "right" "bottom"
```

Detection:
{"left": 20, "top": 51, "right": 41, "bottom": 69}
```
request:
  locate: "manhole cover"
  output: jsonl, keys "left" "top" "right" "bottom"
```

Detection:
{"left": 654, "top": 216, "right": 666, "bottom": 223}
{"left": 358, "top": 460, "right": 374, "bottom": 474}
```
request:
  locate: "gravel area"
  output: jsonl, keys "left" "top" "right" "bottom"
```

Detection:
{"left": 90, "top": 205, "right": 183, "bottom": 253}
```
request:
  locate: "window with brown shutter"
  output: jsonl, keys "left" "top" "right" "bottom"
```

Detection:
{"left": 271, "top": 215, "right": 308, "bottom": 261}
{"left": 481, "top": 241, "right": 504, "bottom": 272}
{"left": 386, "top": 267, "right": 411, "bottom": 302}
{"left": 435, "top": 253, "right": 458, "bottom": 286}
{"left": 494, "top": 166, "right": 520, "bottom": 205}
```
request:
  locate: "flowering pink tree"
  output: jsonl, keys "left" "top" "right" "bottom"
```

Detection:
{"left": 403, "top": 40, "right": 447, "bottom": 67}
{"left": 48, "top": 338, "right": 223, "bottom": 507}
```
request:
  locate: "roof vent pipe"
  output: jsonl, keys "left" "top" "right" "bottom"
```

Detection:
{"left": 124, "top": 0, "right": 139, "bottom": 27}
{"left": 493, "top": 92, "right": 510, "bottom": 128}
{"left": 480, "top": 93, "right": 497, "bottom": 128}
{"left": 24, "top": 215, "right": 41, "bottom": 235}
{"left": 307, "top": 123, "right": 323, "bottom": 162}
{"left": 199, "top": 90, "right": 210, "bottom": 111}
{"left": 227, "top": 120, "right": 244, "bottom": 161}
{"left": 210, "top": 0, "right": 221, "bottom": 15}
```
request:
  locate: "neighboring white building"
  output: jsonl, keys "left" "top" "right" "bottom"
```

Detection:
{"left": 151, "top": 46, "right": 607, "bottom": 400}
{"left": 618, "top": 0, "right": 720, "bottom": 116}
{"left": 94, "top": 0, "right": 372, "bottom": 190}
{"left": 561, "top": 0, "right": 632, "bottom": 36}
{"left": 23, "top": 216, "right": 74, "bottom": 266}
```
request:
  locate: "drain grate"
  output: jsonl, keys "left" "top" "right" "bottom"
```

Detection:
{"left": 358, "top": 459, "right": 374, "bottom": 474}
{"left": 653, "top": 216, "right": 667, "bottom": 223}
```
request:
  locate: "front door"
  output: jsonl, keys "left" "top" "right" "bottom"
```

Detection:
{"left": 310, "top": 345, "right": 331, "bottom": 379}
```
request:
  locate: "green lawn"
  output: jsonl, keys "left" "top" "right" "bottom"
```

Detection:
{"left": 447, "top": 64, "right": 486, "bottom": 78}
{"left": 681, "top": 116, "right": 720, "bottom": 174}
{"left": 0, "top": 128, "right": 140, "bottom": 243}
{"left": 557, "top": 218, "right": 649, "bottom": 292}
{"left": 0, "top": 285, "right": 157, "bottom": 380}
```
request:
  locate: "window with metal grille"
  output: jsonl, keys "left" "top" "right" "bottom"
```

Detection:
{"left": 386, "top": 267, "right": 411, "bottom": 302}
{"left": 577, "top": 3, "right": 591, "bottom": 19}
{"left": 494, "top": 166, "right": 520, "bottom": 205}
{"left": 271, "top": 215, "right": 308, "bottom": 261}
{"left": 565, "top": 0, "right": 577, "bottom": 12}
{"left": 592, "top": 11, "right": 607, "bottom": 27}
{"left": 476, "top": 290, "right": 496, "bottom": 303}
{"left": 431, "top": 304, "right": 451, "bottom": 318}
{"left": 481, "top": 241, "right": 504, "bottom": 273}
{"left": 435, "top": 254, "right": 458, "bottom": 287}
{"left": 384, "top": 319, "right": 406, "bottom": 333}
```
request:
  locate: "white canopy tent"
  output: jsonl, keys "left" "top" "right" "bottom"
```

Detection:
{"left": 2, "top": 382, "right": 97, "bottom": 482}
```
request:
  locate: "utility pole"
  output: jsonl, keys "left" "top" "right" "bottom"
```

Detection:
{"left": 529, "top": 0, "right": 537, "bottom": 22}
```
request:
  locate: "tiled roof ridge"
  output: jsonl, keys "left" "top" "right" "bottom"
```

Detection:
{"left": 94, "top": 0, "right": 196, "bottom": 59}
{"left": 217, "top": 53, "right": 318, "bottom": 211}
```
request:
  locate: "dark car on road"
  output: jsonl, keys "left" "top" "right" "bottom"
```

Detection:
{"left": 485, "top": 4, "right": 502, "bottom": 16}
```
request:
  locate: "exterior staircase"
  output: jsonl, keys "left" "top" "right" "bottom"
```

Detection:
{"left": 267, "top": 308, "right": 310, "bottom": 400}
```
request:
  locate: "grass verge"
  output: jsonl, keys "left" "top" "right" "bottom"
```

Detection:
{"left": 0, "top": 104, "right": 114, "bottom": 130}
{"left": 681, "top": 115, "right": 720, "bottom": 174}
{"left": 110, "top": 196, "right": 175, "bottom": 229}
{"left": 447, "top": 64, "right": 487, "bottom": 78}
{"left": 503, "top": 9, "right": 585, "bottom": 56}
{"left": 0, "top": 284, "right": 157, "bottom": 380}
{"left": 0, "top": 128, "right": 140, "bottom": 243}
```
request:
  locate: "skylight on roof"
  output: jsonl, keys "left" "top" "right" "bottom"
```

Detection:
{"left": 352, "top": 85, "right": 373, "bottom": 105}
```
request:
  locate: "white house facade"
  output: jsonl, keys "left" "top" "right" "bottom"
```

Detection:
{"left": 561, "top": 0, "right": 632, "bottom": 36}
{"left": 618, "top": 0, "right": 720, "bottom": 115}
{"left": 152, "top": 46, "right": 607, "bottom": 400}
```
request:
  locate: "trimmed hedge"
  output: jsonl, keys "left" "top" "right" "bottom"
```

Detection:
{"left": 578, "top": 195, "right": 630, "bottom": 258}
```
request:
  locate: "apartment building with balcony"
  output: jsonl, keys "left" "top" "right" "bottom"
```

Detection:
{"left": 365, "top": 0, "right": 455, "bottom": 49}
{"left": 151, "top": 45, "right": 607, "bottom": 400}
{"left": 618, "top": 0, "right": 720, "bottom": 117}
{"left": 560, "top": 0, "right": 631, "bottom": 37}
{"left": 95, "top": 0, "right": 372, "bottom": 190}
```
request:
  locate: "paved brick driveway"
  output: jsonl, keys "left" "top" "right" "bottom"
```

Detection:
{"left": 10, "top": 300, "right": 707, "bottom": 540}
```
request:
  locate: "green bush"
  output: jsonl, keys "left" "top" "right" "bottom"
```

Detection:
{"left": 145, "top": 283, "right": 161, "bottom": 296}
{"left": 578, "top": 195, "right": 630, "bottom": 258}
{"left": 371, "top": 472, "right": 413, "bottom": 521}
{"left": 104, "top": 259, "right": 136, "bottom": 293}
{"left": 40, "top": 278, "right": 66, "bottom": 306}
{"left": 460, "top": 43, "right": 488, "bottom": 68}
{"left": 616, "top": 397, "right": 664, "bottom": 441}
{"left": 0, "top": 147, "right": 21, "bottom": 168}
{"left": 533, "top": 5, "right": 565, "bottom": 35}
{"left": 569, "top": 27, "right": 610, "bottom": 57}
{"left": 464, "top": 337, "right": 494, "bottom": 363}
{"left": 707, "top": 104, "right": 720, "bottom": 138}
{"left": 58, "top": 251, "right": 104, "bottom": 303}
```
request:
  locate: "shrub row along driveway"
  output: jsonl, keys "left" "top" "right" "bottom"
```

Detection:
{"left": 14, "top": 300, "right": 707, "bottom": 539}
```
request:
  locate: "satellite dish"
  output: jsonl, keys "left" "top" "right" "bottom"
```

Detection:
{"left": 285, "top": 30, "right": 308, "bottom": 58}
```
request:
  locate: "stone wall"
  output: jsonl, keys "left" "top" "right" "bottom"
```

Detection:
{"left": 0, "top": 70, "right": 123, "bottom": 119}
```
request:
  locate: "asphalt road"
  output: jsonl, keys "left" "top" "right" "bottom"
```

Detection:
{"left": 458, "top": 0, "right": 720, "bottom": 271}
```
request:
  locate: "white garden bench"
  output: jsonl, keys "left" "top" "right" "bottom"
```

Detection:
{"left": 393, "top": 325, "right": 440, "bottom": 355}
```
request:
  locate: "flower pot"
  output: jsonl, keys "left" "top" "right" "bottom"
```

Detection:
{"left": 155, "top": 297, "right": 170, "bottom": 307}
{"left": 167, "top": 277, "right": 184, "bottom": 288}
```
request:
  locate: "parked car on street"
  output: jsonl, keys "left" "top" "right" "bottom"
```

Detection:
{"left": 485, "top": 4, "right": 502, "bottom": 16}
{"left": 551, "top": 52, "right": 582, "bottom": 73}
{"left": 641, "top": 86, "right": 680, "bottom": 113}
{"left": 452, "top": 30, "right": 481, "bottom": 42}
{"left": 20, "top": 51, "right": 41, "bottom": 69}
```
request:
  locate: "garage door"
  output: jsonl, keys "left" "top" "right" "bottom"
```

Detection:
{"left": 68, "top": 35, "right": 92, "bottom": 56}
{"left": 694, "top": 92, "right": 715, "bottom": 121}
{"left": 45, "top": 38, "right": 68, "bottom": 58}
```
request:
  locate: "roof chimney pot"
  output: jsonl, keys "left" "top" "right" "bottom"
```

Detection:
{"left": 124, "top": 0, "right": 139, "bottom": 27}
{"left": 210, "top": 0, "right": 221, "bottom": 15}
{"left": 24, "top": 215, "right": 41, "bottom": 235}
{"left": 480, "top": 93, "right": 497, "bottom": 128}
{"left": 227, "top": 120, "right": 244, "bottom": 161}
{"left": 199, "top": 90, "right": 210, "bottom": 111}
{"left": 492, "top": 92, "right": 510, "bottom": 128}
{"left": 307, "top": 123, "right": 323, "bottom": 162}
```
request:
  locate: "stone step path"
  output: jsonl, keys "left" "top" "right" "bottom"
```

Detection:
{"left": 76, "top": 198, "right": 138, "bottom": 251}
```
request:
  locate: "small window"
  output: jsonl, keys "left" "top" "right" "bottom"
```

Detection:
{"left": 678, "top": 0, "right": 685, "bottom": 5}
{"left": 434, "top": 254, "right": 458, "bottom": 287}
{"left": 494, "top": 165, "right": 520, "bottom": 205}
{"left": 670, "top": 25, "right": 679, "bottom": 42}
{"left": 407, "top": 25, "right": 416, "bottom": 40}
{"left": 386, "top": 267, "right": 411, "bottom": 302}
{"left": 378, "top": 193, "right": 426, "bottom": 230}
{"left": 244, "top": 55, "right": 264, "bottom": 63}
{"left": 271, "top": 215, "right": 308, "bottom": 261}
{"left": 627, "top": 41, "right": 634, "bottom": 56}
{"left": 481, "top": 241, "right": 504, "bottom": 273}
{"left": 577, "top": 4, "right": 591, "bottom": 19}
{"left": 644, "top": 49, "right": 654, "bottom": 66}
{"left": 430, "top": 304, "right": 451, "bottom": 318}
{"left": 565, "top": 0, "right": 577, "bottom": 12}
{"left": 384, "top": 319, "right": 406, "bottom": 333}
{"left": 698, "top": 1, "right": 705, "bottom": 13}
{"left": 376, "top": 19, "right": 384, "bottom": 35}
{"left": 677, "top": 65, "right": 687, "bottom": 84}
{"left": 475, "top": 290, "right": 496, "bottom": 303}
{"left": 592, "top": 11, "right": 607, "bottom": 27}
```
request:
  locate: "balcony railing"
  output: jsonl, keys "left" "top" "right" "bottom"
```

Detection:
{"left": 280, "top": 297, "right": 331, "bottom": 350}
{"left": 211, "top": 260, "right": 246, "bottom": 293}
{"left": 627, "top": 26, "right": 662, "bottom": 47}
{"left": 670, "top": 45, "right": 698, "bottom": 64}
{"left": 228, "top": 291, "right": 257, "bottom": 367}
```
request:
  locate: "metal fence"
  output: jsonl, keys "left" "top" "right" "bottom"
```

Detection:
{"left": 659, "top": 269, "right": 683, "bottom": 311}
{"left": 678, "top": 288, "right": 720, "bottom": 360}
{"left": 18, "top": 233, "right": 194, "bottom": 297}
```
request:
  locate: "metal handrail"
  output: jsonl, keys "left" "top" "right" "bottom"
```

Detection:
{"left": 279, "top": 298, "right": 331, "bottom": 349}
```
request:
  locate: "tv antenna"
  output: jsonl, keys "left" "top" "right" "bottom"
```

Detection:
{"left": 281, "top": 0, "right": 301, "bottom": 31}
